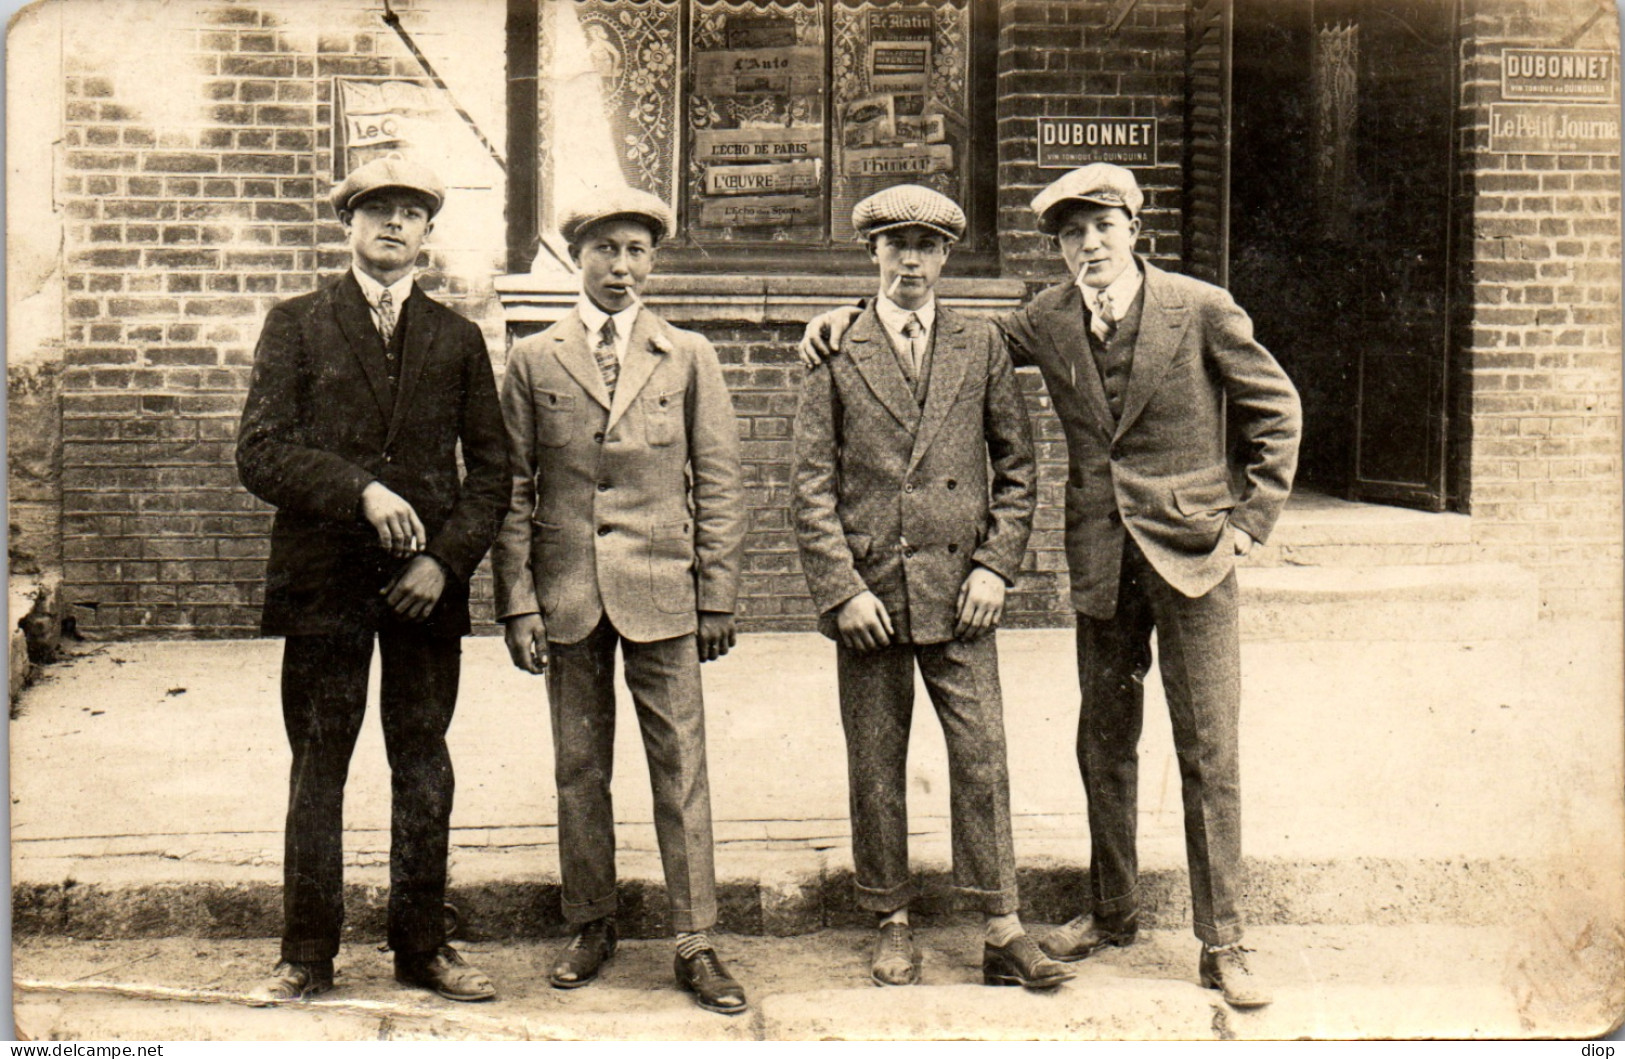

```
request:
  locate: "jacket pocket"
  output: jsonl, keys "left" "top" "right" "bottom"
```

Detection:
{"left": 649, "top": 518, "right": 695, "bottom": 613}
{"left": 1173, "top": 480, "right": 1236, "bottom": 516}
{"left": 534, "top": 390, "right": 577, "bottom": 448}
{"left": 643, "top": 389, "right": 680, "bottom": 447}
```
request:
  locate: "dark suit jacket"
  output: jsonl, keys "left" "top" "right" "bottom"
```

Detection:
{"left": 999, "top": 259, "right": 1301, "bottom": 619}
{"left": 236, "top": 271, "right": 508, "bottom": 637}
{"left": 793, "top": 305, "right": 1036, "bottom": 644}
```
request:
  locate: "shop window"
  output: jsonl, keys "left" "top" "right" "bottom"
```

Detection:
{"left": 523, "top": 0, "right": 996, "bottom": 273}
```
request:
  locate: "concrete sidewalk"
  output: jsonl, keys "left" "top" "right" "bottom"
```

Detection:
{"left": 14, "top": 924, "right": 1602, "bottom": 1041}
{"left": 12, "top": 621, "right": 1623, "bottom": 932}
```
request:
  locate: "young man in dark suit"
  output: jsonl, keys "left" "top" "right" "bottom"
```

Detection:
{"left": 237, "top": 157, "right": 508, "bottom": 1004}
{"left": 490, "top": 188, "right": 749, "bottom": 1015}
{"left": 793, "top": 185, "right": 1072, "bottom": 991}
{"left": 801, "top": 165, "right": 1301, "bottom": 1008}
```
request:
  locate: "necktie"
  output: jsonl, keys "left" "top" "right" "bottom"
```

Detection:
{"left": 377, "top": 288, "right": 397, "bottom": 347}
{"left": 902, "top": 314, "right": 925, "bottom": 377}
{"left": 1090, "top": 290, "right": 1115, "bottom": 344}
{"left": 594, "top": 316, "right": 620, "bottom": 397}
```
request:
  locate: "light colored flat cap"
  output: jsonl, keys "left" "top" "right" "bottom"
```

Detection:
{"left": 852, "top": 184, "right": 967, "bottom": 242}
{"left": 558, "top": 187, "right": 675, "bottom": 246}
{"left": 330, "top": 157, "right": 446, "bottom": 217}
{"left": 1031, "top": 163, "right": 1144, "bottom": 232}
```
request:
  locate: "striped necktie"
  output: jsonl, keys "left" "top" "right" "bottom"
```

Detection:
{"left": 1090, "top": 290, "right": 1115, "bottom": 344}
{"left": 377, "top": 288, "right": 398, "bottom": 347}
{"left": 594, "top": 316, "right": 619, "bottom": 397}
{"left": 902, "top": 314, "right": 925, "bottom": 377}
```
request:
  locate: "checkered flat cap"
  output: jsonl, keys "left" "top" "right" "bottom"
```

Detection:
{"left": 1031, "top": 163, "right": 1144, "bottom": 233}
{"left": 330, "top": 157, "right": 446, "bottom": 217}
{"left": 558, "top": 186, "right": 675, "bottom": 247}
{"left": 852, "top": 184, "right": 966, "bottom": 242}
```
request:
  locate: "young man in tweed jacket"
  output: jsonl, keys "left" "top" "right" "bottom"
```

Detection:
{"left": 793, "top": 184, "right": 1073, "bottom": 991}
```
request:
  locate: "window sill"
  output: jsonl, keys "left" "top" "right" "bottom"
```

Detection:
{"left": 493, "top": 271, "right": 1028, "bottom": 328}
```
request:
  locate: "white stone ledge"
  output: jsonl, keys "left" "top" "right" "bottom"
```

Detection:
{"left": 494, "top": 271, "right": 1028, "bottom": 327}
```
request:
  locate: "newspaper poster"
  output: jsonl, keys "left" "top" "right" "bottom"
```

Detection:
{"left": 694, "top": 46, "right": 823, "bottom": 97}
{"left": 868, "top": 9, "right": 933, "bottom": 90}
{"left": 704, "top": 160, "right": 821, "bottom": 197}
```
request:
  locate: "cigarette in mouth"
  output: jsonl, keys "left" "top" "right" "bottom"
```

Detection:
{"left": 887, "top": 273, "right": 903, "bottom": 299}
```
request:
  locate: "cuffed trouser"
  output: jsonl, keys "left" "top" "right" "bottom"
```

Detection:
{"left": 837, "top": 634, "right": 1020, "bottom": 916}
{"left": 546, "top": 616, "right": 718, "bottom": 933}
{"left": 280, "top": 626, "right": 461, "bottom": 963}
{"left": 1075, "top": 538, "right": 1244, "bottom": 946}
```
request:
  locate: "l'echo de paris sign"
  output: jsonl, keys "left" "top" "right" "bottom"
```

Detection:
{"left": 1037, "top": 117, "right": 1157, "bottom": 168}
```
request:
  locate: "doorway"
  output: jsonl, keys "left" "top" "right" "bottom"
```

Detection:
{"left": 1225, "top": 0, "right": 1459, "bottom": 510}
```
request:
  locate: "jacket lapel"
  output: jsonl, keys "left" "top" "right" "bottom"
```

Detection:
{"left": 1038, "top": 284, "right": 1113, "bottom": 439}
{"left": 1114, "top": 261, "right": 1191, "bottom": 440}
{"left": 332, "top": 272, "right": 394, "bottom": 421}
{"left": 908, "top": 308, "right": 970, "bottom": 471}
{"left": 386, "top": 288, "right": 438, "bottom": 447}
{"left": 845, "top": 308, "right": 922, "bottom": 435}
{"left": 552, "top": 310, "right": 613, "bottom": 411}
{"left": 606, "top": 308, "right": 666, "bottom": 432}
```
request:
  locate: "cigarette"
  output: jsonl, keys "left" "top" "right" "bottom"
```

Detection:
{"left": 887, "top": 273, "right": 903, "bottom": 299}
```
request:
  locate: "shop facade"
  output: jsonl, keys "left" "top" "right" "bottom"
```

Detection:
{"left": 8, "top": 0, "right": 1620, "bottom": 640}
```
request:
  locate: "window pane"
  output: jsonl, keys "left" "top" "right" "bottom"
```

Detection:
{"left": 538, "top": 0, "right": 680, "bottom": 241}
{"left": 830, "top": 0, "right": 972, "bottom": 237}
{"left": 686, "top": 0, "right": 827, "bottom": 244}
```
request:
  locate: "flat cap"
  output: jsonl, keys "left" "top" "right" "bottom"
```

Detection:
{"left": 852, "top": 184, "right": 966, "bottom": 242}
{"left": 558, "top": 187, "right": 675, "bottom": 246}
{"left": 330, "top": 157, "right": 446, "bottom": 217}
{"left": 1031, "top": 163, "right": 1144, "bottom": 233}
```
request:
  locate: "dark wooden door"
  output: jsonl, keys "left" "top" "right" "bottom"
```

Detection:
{"left": 1344, "top": 0, "right": 1458, "bottom": 510}
{"left": 1218, "top": 0, "right": 1457, "bottom": 509}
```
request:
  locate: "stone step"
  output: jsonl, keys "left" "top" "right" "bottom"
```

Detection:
{"left": 1239, "top": 563, "right": 1539, "bottom": 641}
{"left": 1240, "top": 495, "right": 1475, "bottom": 569}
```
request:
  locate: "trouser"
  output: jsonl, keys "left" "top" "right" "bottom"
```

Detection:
{"left": 837, "top": 634, "right": 1020, "bottom": 916}
{"left": 546, "top": 616, "right": 718, "bottom": 933}
{"left": 279, "top": 625, "right": 461, "bottom": 962}
{"left": 1075, "top": 538, "right": 1244, "bottom": 946}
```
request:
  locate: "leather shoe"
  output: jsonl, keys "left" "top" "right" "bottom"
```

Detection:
{"left": 982, "top": 933, "right": 1076, "bottom": 989}
{"left": 247, "top": 959, "right": 333, "bottom": 1006}
{"left": 549, "top": 918, "right": 618, "bottom": 989}
{"left": 675, "top": 946, "right": 749, "bottom": 1015}
{"left": 394, "top": 945, "right": 496, "bottom": 1002}
{"left": 1200, "top": 943, "right": 1272, "bottom": 1008}
{"left": 870, "top": 921, "right": 921, "bottom": 986}
{"left": 1038, "top": 911, "right": 1139, "bottom": 962}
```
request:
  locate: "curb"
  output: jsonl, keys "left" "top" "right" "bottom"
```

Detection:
{"left": 14, "top": 854, "right": 1546, "bottom": 941}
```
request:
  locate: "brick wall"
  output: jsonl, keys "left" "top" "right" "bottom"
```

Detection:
{"left": 55, "top": 0, "right": 507, "bottom": 639}
{"left": 989, "top": 0, "right": 1189, "bottom": 629}
{"left": 1457, "top": 0, "right": 1623, "bottom": 619}
{"left": 36, "top": 0, "right": 1624, "bottom": 639}
{"left": 995, "top": 0, "right": 1187, "bottom": 280}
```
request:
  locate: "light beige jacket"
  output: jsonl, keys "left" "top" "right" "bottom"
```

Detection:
{"left": 491, "top": 306, "right": 744, "bottom": 644}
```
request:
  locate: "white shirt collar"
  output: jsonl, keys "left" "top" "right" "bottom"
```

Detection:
{"left": 874, "top": 293, "right": 936, "bottom": 342}
{"left": 1077, "top": 260, "right": 1142, "bottom": 320}
{"left": 353, "top": 266, "right": 414, "bottom": 311}
{"left": 577, "top": 296, "right": 640, "bottom": 364}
